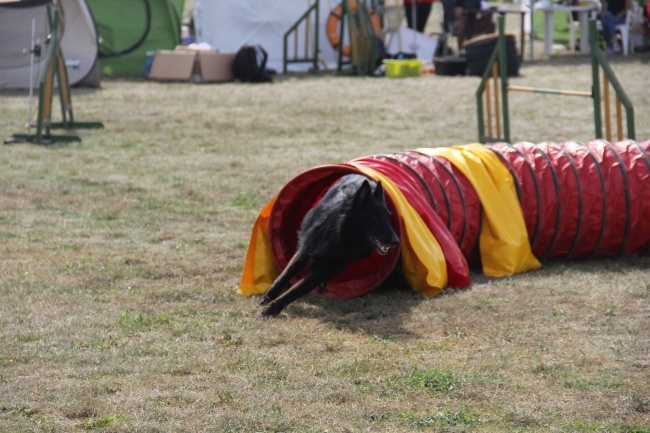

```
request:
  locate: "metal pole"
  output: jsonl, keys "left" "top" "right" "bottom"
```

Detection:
{"left": 27, "top": 18, "right": 37, "bottom": 138}
{"left": 590, "top": 20, "right": 602, "bottom": 139}
{"left": 476, "top": 76, "right": 486, "bottom": 142}
{"left": 485, "top": 74, "right": 492, "bottom": 138}
{"left": 493, "top": 64, "right": 501, "bottom": 140}
{"left": 305, "top": 0, "right": 311, "bottom": 60}
{"left": 314, "top": 0, "right": 320, "bottom": 72}
{"left": 603, "top": 71, "right": 612, "bottom": 141}
{"left": 507, "top": 85, "right": 592, "bottom": 97}
{"left": 615, "top": 95, "right": 623, "bottom": 141}
{"left": 529, "top": 0, "right": 535, "bottom": 61}
{"left": 411, "top": 0, "right": 417, "bottom": 31}
{"left": 498, "top": 15, "right": 510, "bottom": 142}
{"left": 337, "top": 0, "right": 347, "bottom": 72}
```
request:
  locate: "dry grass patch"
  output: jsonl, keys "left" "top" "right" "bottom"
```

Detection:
{"left": 1, "top": 49, "right": 649, "bottom": 432}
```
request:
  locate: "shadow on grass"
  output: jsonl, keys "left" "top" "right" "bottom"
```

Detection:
{"left": 3, "top": 134, "right": 77, "bottom": 148}
{"left": 539, "top": 254, "right": 650, "bottom": 273}
{"left": 466, "top": 253, "right": 650, "bottom": 287}
{"left": 281, "top": 271, "right": 431, "bottom": 339}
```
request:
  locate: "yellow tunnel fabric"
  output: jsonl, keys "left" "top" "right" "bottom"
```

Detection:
{"left": 238, "top": 197, "right": 280, "bottom": 296}
{"left": 351, "top": 164, "right": 447, "bottom": 297}
{"left": 417, "top": 144, "right": 541, "bottom": 277}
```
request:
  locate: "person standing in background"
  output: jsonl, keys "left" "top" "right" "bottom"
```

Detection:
{"left": 404, "top": 0, "right": 435, "bottom": 32}
{"left": 600, "top": 0, "right": 632, "bottom": 54}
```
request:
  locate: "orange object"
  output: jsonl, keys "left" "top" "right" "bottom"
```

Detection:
{"left": 326, "top": 1, "right": 381, "bottom": 57}
{"left": 238, "top": 198, "right": 280, "bottom": 296}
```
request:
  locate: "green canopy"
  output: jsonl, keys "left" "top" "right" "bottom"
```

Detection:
{"left": 86, "top": 0, "right": 184, "bottom": 76}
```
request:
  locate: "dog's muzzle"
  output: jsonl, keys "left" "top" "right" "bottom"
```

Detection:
{"left": 372, "top": 237, "right": 399, "bottom": 255}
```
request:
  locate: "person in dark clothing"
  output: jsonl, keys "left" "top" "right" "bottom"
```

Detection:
{"left": 452, "top": 0, "right": 494, "bottom": 49}
{"left": 600, "top": 0, "right": 632, "bottom": 53}
{"left": 404, "top": 0, "right": 435, "bottom": 32}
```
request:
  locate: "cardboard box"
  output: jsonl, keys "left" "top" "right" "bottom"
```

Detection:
{"left": 196, "top": 51, "right": 235, "bottom": 83}
{"left": 148, "top": 48, "right": 235, "bottom": 83}
{"left": 148, "top": 50, "right": 196, "bottom": 81}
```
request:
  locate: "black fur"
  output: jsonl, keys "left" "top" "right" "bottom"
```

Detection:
{"left": 258, "top": 174, "right": 400, "bottom": 319}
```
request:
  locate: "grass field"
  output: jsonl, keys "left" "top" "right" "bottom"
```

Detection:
{"left": 1, "top": 48, "right": 649, "bottom": 432}
{"left": 533, "top": 10, "right": 573, "bottom": 44}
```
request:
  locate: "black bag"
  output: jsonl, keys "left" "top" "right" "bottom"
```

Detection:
{"left": 465, "top": 34, "right": 519, "bottom": 77}
{"left": 232, "top": 45, "right": 273, "bottom": 83}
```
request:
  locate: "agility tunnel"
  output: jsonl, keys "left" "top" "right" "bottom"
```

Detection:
{"left": 239, "top": 140, "right": 650, "bottom": 300}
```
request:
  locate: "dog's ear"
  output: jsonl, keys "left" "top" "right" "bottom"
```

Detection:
{"left": 374, "top": 181, "right": 384, "bottom": 199}
{"left": 354, "top": 179, "right": 372, "bottom": 204}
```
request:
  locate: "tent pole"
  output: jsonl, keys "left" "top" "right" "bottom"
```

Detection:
{"left": 27, "top": 18, "right": 37, "bottom": 139}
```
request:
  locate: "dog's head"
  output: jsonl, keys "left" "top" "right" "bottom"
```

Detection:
{"left": 352, "top": 179, "right": 400, "bottom": 255}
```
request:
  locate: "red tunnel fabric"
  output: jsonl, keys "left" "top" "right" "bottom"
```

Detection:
{"left": 393, "top": 151, "right": 482, "bottom": 261}
{"left": 491, "top": 140, "right": 650, "bottom": 260}
{"left": 614, "top": 140, "right": 650, "bottom": 255}
{"left": 352, "top": 156, "right": 472, "bottom": 289}
{"left": 261, "top": 140, "right": 650, "bottom": 299}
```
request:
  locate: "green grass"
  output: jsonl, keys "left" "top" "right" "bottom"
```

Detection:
{"left": 405, "top": 366, "right": 462, "bottom": 392}
{"left": 118, "top": 310, "right": 172, "bottom": 332}
{"left": 401, "top": 408, "right": 478, "bottom": 429}
{"left": 80, "top": 416, "right": 126, "bottom": 430}
{"left": 534, "top": 10, "right": 572, "bottom": 44}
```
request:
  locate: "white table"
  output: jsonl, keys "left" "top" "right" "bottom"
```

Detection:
{"left": 533, "top": 2, "right": 599, "bottom": 56}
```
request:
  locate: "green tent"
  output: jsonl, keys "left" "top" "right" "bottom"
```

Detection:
{"left": 86, "top": 0, "right": 184, "bottom": 76}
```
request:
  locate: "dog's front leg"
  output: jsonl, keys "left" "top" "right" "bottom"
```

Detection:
{"left": 259, "top": 252, "right": 305, "bottom": 306}
{"left": 258, "top": 271, "right": 326, "bottom": 319}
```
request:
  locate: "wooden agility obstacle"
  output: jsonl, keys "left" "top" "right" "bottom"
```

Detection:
{"left": 5, "top": 6, "right": 102, "bottom": 145}
{"left": 477, "top": 16, "right": 635, "bottom": 144}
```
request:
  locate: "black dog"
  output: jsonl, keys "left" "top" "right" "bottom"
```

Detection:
{"left": 258, "top": 174, "right": 400, "bottom": 319}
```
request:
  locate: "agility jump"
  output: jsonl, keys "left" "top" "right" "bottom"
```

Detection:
{"left": 477, "top": 16, "right": 635, "bottom": 144}
{"left": 5, "top": 6, "right": 102, "bottom": 145}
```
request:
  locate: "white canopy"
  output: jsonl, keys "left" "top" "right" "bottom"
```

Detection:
{"left": 193, "top": 0, "right": 350, "bottom": 72}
